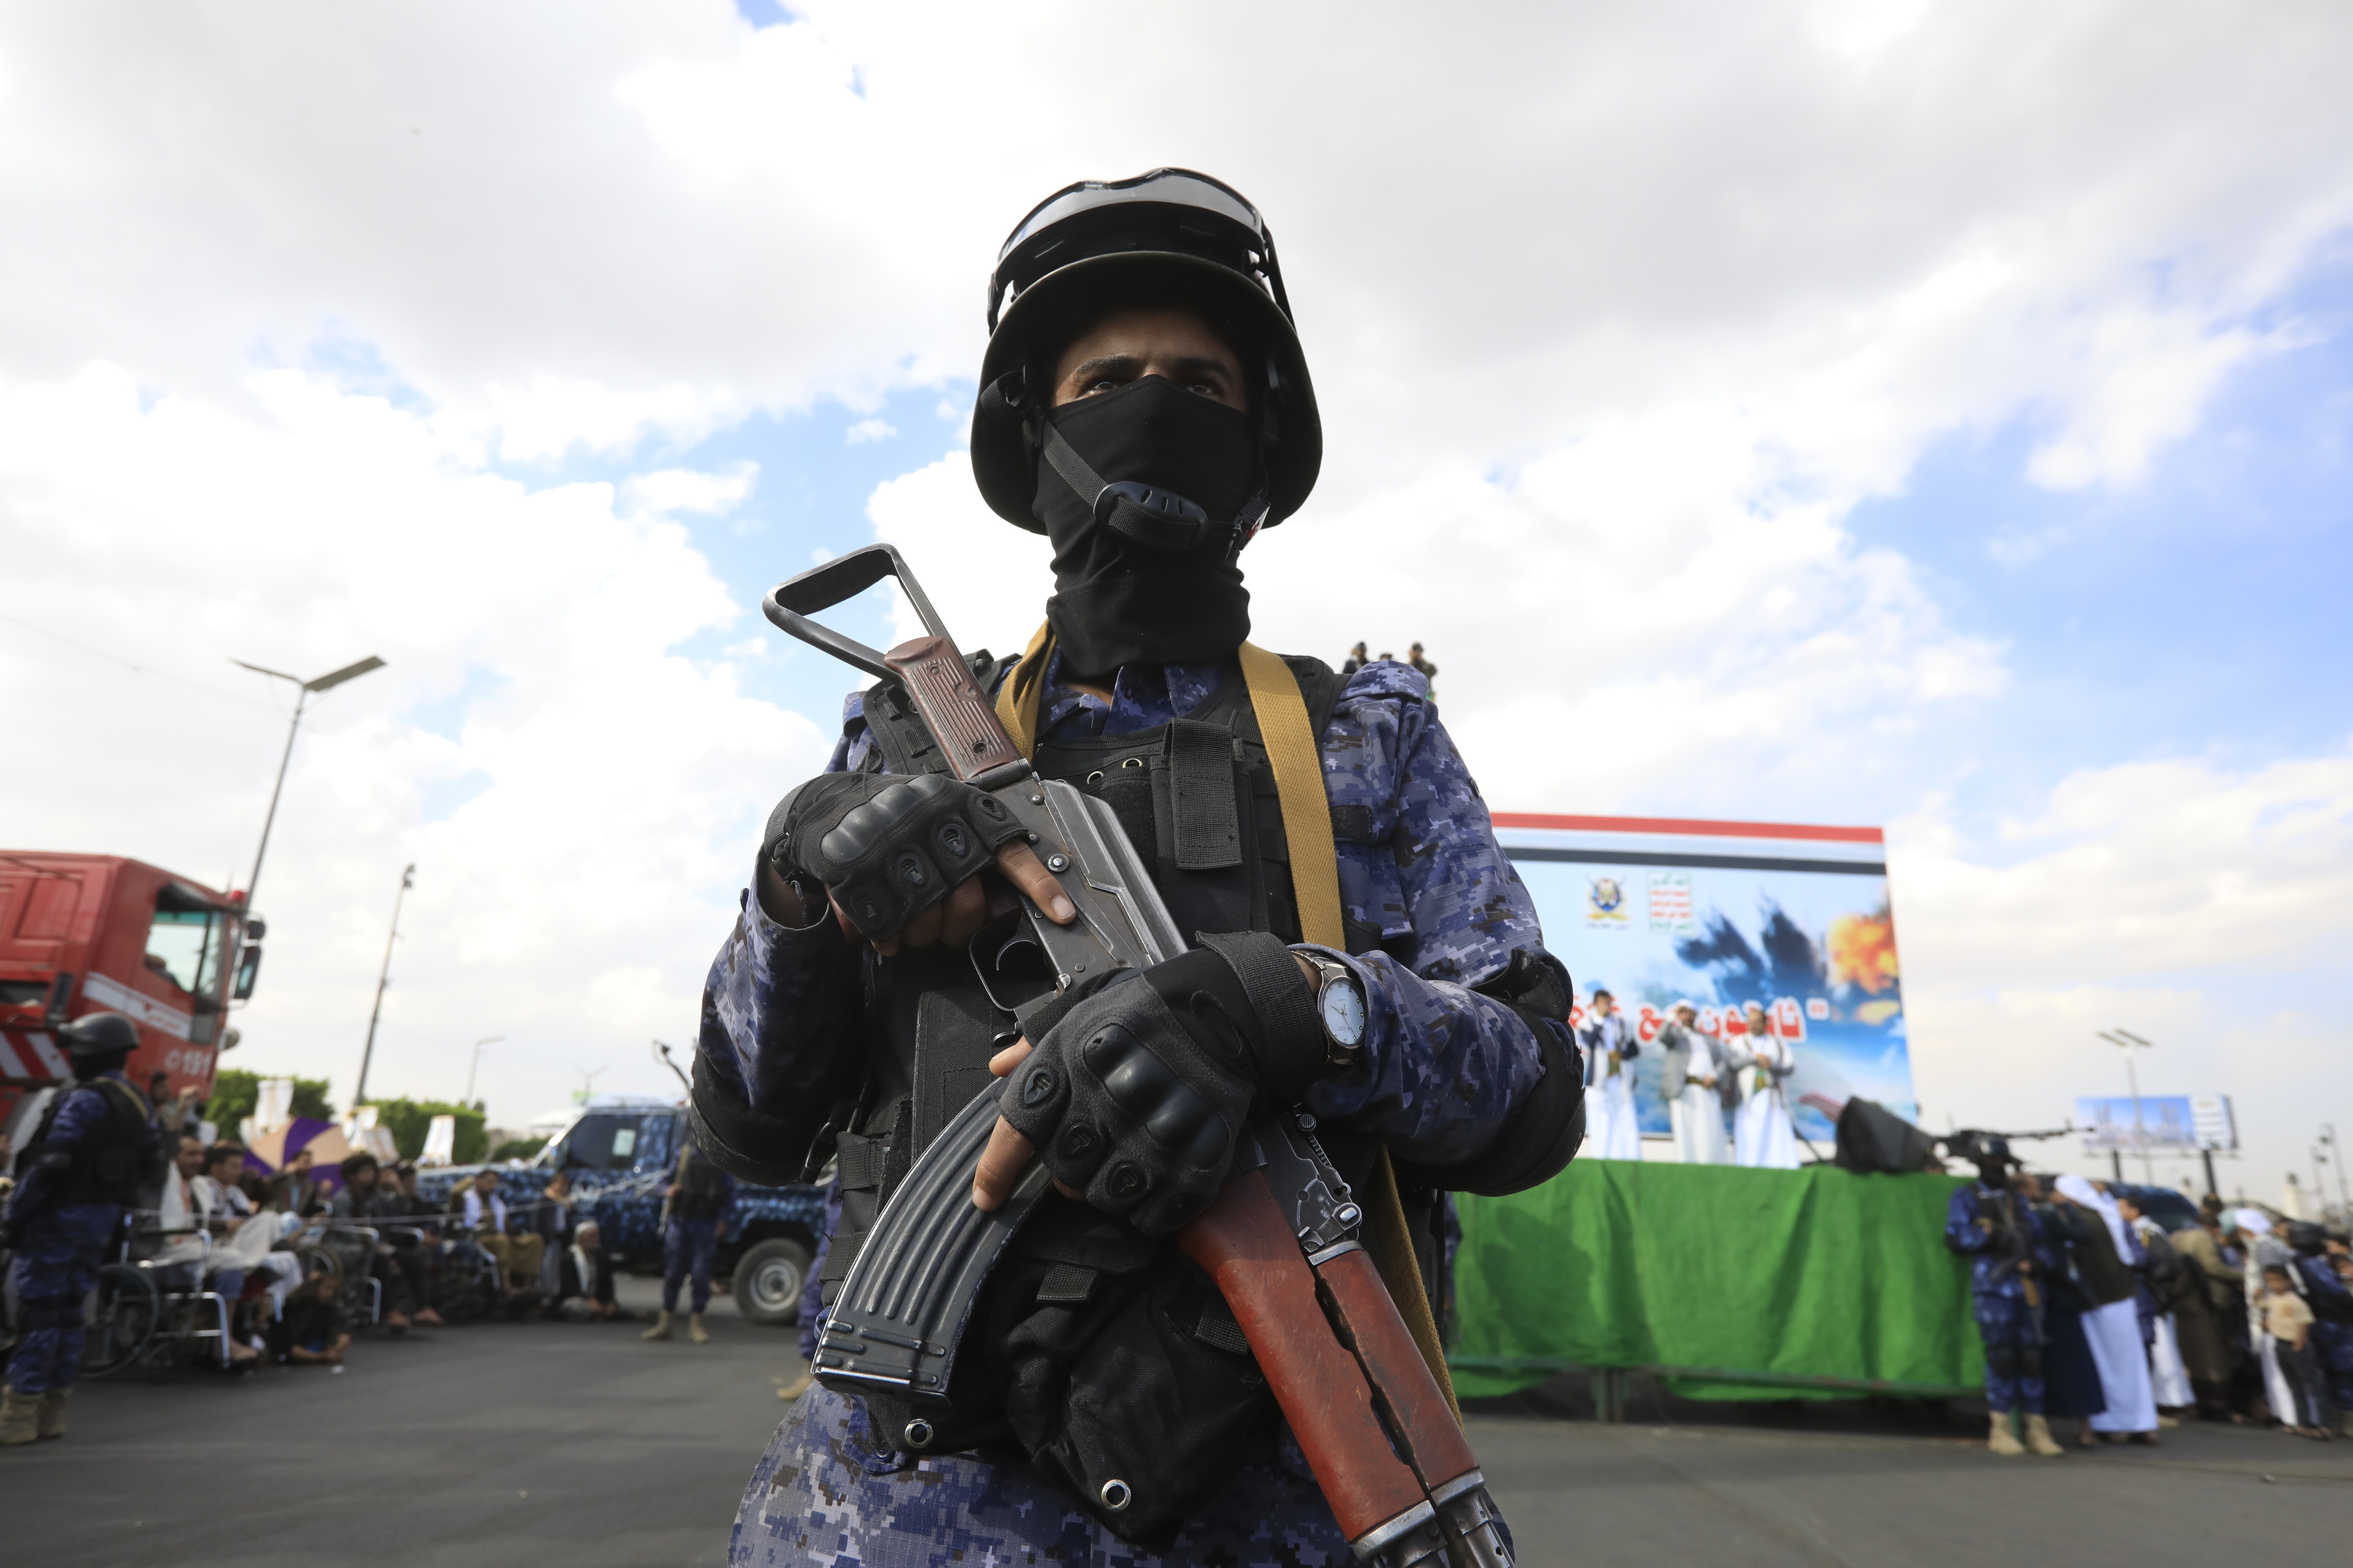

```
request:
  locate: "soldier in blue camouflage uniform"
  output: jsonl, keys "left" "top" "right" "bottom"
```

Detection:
{"left": 694, "top": 171, "right": 1579, "bottom": 1564}
{"left": 1944, "top": 1136, "right": 2065, "bottom": 1457}
{"left": 2, "top": 1012, "right": 161, "bottom": 1447}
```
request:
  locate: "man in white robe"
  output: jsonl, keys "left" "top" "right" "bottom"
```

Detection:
{"left": 1725, "top": 1003, "right": 1800, "bottom": 1169}
{"left": 1578, "top": 990, "right": 1642, "bottom": 1160}
{"left": 1656, "top": 1002, "right": 1725, "bottom": 1165}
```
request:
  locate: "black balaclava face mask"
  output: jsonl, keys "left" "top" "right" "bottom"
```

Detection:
{"left": 1034, "top": 376, "right": 1260, "bottom": 680}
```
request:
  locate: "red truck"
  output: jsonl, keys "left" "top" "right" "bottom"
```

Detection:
{"left": 0, "top": 853, "right": 260, "bottom": 1145}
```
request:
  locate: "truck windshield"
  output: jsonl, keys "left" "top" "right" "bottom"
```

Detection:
{"left": 550, "top": 1113, "right": 649, "bottom": 1172}
{"left": 146, "top": 893, "right": 225, "bottom": 998}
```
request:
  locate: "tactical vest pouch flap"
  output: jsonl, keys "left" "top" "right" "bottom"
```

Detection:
{"left": 996, "top": 1242, "right": 1271, "bottom": 1553}
{"left": 1166, "top": 719, "right": 1242, "bottom": 870}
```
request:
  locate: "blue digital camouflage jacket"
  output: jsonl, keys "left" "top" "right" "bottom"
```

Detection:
{"left": 699, "top": 653, "right": 1564, "bottom": 1170}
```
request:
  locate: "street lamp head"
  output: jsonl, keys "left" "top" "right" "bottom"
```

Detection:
{"left": 304, "top": 655, "right": 386, "bottom": 694}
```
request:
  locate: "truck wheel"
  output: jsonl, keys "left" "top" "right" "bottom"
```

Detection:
{"left": 732, "top": 1238, "right": 812, "bottom": 1326}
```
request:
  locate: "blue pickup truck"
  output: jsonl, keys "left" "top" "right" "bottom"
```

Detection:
{"left": 415, "top": 1099, "right": 828, "bottom": 1326}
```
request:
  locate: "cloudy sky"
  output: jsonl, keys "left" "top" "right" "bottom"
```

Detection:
{"left": 2, "top": 1, "right": 2347, "bottom": 1200}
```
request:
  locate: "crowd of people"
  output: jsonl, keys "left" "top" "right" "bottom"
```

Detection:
{"left": 1578, "top": 992, "right": 1801, "bottom": 1167}
{"left": 2, "top": 1017, "right": 679, "bottom": 1447}
{"left": 129, "top": 1137, "right": 634, "bottom": 1369}
{"left": 1947, "top": 1136, "right": 2353, "bottom": 1456}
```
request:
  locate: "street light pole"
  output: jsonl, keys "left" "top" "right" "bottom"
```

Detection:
{"left": 576, "top": 1066, "right": 607, "bottom": 1106}
{"left": 231, "top": 655, "right": 386, "bottom": 909}
{"left": 352, "top": 864, "right": 415, "bottom": 1107}
{"left": 2097, "top": 1029, "right": 2156, "bottom": 1186}
{"left": 2325, "top": 1125, "right": 2351, "bottom": 1220}
{"left": 464, "top": 1035, "right": 505, "bottom": 1107}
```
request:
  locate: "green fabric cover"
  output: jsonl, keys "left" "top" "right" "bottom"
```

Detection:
{"left": 1448, "top": 1160, "right": 1985, "bottom": 1402}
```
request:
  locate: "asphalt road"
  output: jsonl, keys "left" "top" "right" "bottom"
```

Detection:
{"left": 5, "top": 1277, "right": 2347, "bottom": 1567}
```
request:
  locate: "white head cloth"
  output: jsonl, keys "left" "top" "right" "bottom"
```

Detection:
{"left": 2232, "top": 1208, "right": 2272, "bottom": 1237}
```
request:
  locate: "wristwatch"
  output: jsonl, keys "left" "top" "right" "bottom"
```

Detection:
{"left": 1299, "top": 951, "right": 1368, "bottom": 1070}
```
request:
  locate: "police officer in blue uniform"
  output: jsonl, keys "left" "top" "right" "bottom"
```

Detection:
{"left": 692, "top": 170, "right": 1585, "bottom": 1565}
{"left": 1944, "top": 1136, "right": 2065, "bottom": 1457}
{"left": 2, "top": 1012, "right": 162, "bottom": 1446}
{"left": 644, "top": 1140, "right": 737, "bottom": 1345}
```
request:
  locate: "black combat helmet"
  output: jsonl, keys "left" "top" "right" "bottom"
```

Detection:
{"left": 58, "top": 1010, "right": 140, "bottom": 1066}
{"left": 970, "top": 168, "right": 1322, "bottom": 537}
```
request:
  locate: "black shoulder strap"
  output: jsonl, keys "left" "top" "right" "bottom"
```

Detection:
{"left": 1281, "top": 653, "right": 1351, "bottom": 742}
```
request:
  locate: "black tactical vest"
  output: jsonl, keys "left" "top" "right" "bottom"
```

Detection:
{"left": 27, "top": 1076, "right": 158, "bottom": 1209}
{"left": 822, "top": 653, "right": 1384, "bottom": 1292}
{"left": 731, "top": 651, "right": 1581, "bottom": 1547}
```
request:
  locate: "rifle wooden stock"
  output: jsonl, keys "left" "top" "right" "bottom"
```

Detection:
{"left": 1315, "top": 1245, "right": 1478, "bottom": 1490}
{"left": 1177, "top": 1169, "right": 1429, "bottom": 1545}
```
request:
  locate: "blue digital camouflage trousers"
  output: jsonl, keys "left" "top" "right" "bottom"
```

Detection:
{"left": 6, "top": 1203, "right": 119, "bottom": 1395}
{"left": 663, "top": 1215, "right": 720, "bottom": 1314}
{"left": 732, "top": 1386, "right": 1354, "bottom": 1568}
{"left": 1973, "top": 1290, "right": 2045, "bottom": 1414}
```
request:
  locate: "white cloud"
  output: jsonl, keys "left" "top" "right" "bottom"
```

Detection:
{"left": 5, "top": 1, "right": 2351, "bottom": 1161}
{"left": 844, "top": 417, "right": 897, "bottom": 445}
{"left": 0, "top": 363, "right": 829, "bottom": 1120}
{"left": 625, "top": 462, "right": 758, "bottom": 517}
{"left": 1892, "top": 749, "right": 2353, "bottom": 1192}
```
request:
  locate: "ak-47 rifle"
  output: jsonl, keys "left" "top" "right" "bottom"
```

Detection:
{"left": 763, "top": 545, "right": 1509, "bottom": 1568}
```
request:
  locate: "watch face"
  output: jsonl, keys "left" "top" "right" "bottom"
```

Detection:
{"left": 1321, "top": 972, "right": 1367, "bottom": 1047}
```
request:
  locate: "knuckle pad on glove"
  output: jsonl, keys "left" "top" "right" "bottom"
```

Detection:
{"left": 781, "top": 771, "right": 1025, "bottom": 940}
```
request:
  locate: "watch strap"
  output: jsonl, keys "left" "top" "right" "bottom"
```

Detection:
{"left": 1195, "top": 930, "right": 1319, "bottom": 1063}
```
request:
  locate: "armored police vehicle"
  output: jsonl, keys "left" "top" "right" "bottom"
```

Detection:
{"left": 416, "top": 1099, "right": 825, "bottom": 1326}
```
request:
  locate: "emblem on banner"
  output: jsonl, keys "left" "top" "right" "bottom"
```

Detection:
{"left": 1586, "top": 876, "right": 1629, "bottom": 925}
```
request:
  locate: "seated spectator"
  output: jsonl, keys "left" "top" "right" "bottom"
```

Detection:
{"left": 372, "top": 1160, "right": 445, "bottom": 1306}
{"left": 272, "top": 1146, "right": 325, "bottom": 1215}
{"left": 152, "top": 1131, "right": 260, "bottom": 1366}
{"left": 554, "top": 1221, "right": 621, "bottom": 1322}
{"left": 459, "top": 1169, "right": 545, "bottom": 1296}
{"left": 329, "top": 1153, "right": 441, "bottom": 1332}
{"left": 271, "top": 1266, "right": 350, "bottom": 1367}
{"left": 195, "top": 1141, "right": 302, "bottom": 1320}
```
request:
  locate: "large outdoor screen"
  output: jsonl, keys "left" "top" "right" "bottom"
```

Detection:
{"left": 1492, "top": 813, "right": 1917, "bottom": 1147}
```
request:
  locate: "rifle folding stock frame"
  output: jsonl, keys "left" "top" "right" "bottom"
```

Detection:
{"left": 764, "top": 546, "right": 1511, "bottom": 1568}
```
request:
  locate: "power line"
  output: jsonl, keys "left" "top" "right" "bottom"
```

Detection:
{"left": 0, "top": 609, "right": 284, "bottom": 713}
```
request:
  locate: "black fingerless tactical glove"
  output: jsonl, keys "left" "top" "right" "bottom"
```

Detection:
{"left": 1000, "top": 930, "right": 1327, "bottom": 1236}
{"left": 762, "top": 772, "right": 1029, "bottom": 942}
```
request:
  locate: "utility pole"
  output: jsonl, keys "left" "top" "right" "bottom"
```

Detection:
{"left": 576, "top": 1065, "right": 607, "bottom": 1105}
{"left": 2325, "top": 1125, "right": 2351, "bottom": 1219}
{"left": 352, "top": 865, "right": 415, "bottom": 1107}
{"left": 464, "top": 1035, "right": 505, "bottom": 1107}
{"left": 2097, "top": 1029, "right": 2155, "bottom": 1186}
{"left": 232, "top": 655, "right": 386, "bottom": 909}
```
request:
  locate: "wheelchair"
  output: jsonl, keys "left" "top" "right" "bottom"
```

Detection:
{"left": 80, "top": 1216, "right": 246, "bottom": 1382}
{"left": 290, "top": 1220, "right": 388, "bottom": 1332}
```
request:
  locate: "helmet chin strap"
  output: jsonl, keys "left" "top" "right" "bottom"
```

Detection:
{"left": 1036, "top": 418, "right": 1268, "bottom": 560}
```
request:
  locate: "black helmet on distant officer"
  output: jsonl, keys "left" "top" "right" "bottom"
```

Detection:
{"left": 58, "top": 1011, "right": 139, "bottom": 1074}
{"left": 969, "top": 170, "right": 1322, "bottom": 678}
